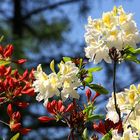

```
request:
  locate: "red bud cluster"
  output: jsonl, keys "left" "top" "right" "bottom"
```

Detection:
{"left": 0, "top": 44, "right": 27, "bottom": 64}
{"left": 7, "top": 104, "right": 31, "bottom": 134}
{"left": 0, "top": 44, "right": 34, "bottom": 135}
{"left": 85, "top": 88, "right": 100, "bottom": 103}
{"left": 0, "top": 65, "right": 34, "bottom": 104}
{"left": 0, "top": 45, "right": 13, "bottom": 58}
{"left": 93, "top": 119, "right": 123, "bottom": 136}
{"left": 39, "top": 100, "right": 75, "bottom": 123}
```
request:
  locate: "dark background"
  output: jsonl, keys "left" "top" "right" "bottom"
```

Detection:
{"left": 0, "top": 0, "right": 140, "bottom": 139}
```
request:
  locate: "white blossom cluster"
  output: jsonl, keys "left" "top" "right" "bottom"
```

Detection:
{"left": 106, "top": 84, "right": 140, "bottom": 139}
{"left": 33, "top": 61, "right": 81, "bottom": 105}
{"left": 85, "top": 6, "right": 140, "bottom": 64}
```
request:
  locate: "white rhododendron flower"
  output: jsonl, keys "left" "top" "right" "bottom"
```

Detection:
{"left": 33, "top": 64, "right": 61, "bottom": 105}
{"left": 33, "top": 61, "right": 81, "bottom": 105}
{"left": 85, "top": 6, "right": 140, "bottom": 64}
{"left": 59, "top": 61, "right": 81, "bottom": 101}
{"left": 112, "top": 127, "right": 139, "bottom": 140}
{"left": 106, "top": 84, "right": 140, "bottom": 123}
{"left": 130, "top": 116, "right": 140, "bottom": 133}
{"left": 59, "top": 61, "right": 79, "bottom": 80}
{"left": 33, "top": 64, "right": 49, "bottom": 102}
{"left": 106, "top": 84, "right": 140, "bottom": 139}
{"left": 106, "top": 110, "right": 119, "bottom": 123}
{"left": 61, "top": 75, "right": 80, "bottom": 101}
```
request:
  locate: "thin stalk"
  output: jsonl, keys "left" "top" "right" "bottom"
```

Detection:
{"left": 0, "top": 120, "right": 9, "bottom": 126}
{"left": 125, "top": 99, "right": 140, "bottom": 123}
{"left": 124, "top": 108, "right": 134, "bottom": 123}
{"left": 68, "top": 129, "right": 75, "bottom": 140}
{"left": 113, "top": 60, "right": 121, "bottom": 120}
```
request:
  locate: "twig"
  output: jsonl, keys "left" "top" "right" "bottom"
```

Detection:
{"left": 23, "top": 0, "right": 82, "bottom": 20}
{"left": 0, "top": 120, "right": 9, "bottom": 126}
{"left": 113, "top": 60, "right": 121, "bottom": 120}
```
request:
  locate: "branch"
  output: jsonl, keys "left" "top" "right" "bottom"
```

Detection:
{"left": 23, "top": 0, "right": 82, "bottom": 20}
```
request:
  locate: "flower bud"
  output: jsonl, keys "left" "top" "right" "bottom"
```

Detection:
{"left": 86, "top": 88, "right": 92, "bottom": 102}
{"left": 17, "top": 59, "right": 27, "bottom": 64}
{"left": 92, "top": 92, "right": 100, "bottom": 102}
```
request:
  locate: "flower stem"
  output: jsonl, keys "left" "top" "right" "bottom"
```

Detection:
{"left": 0, "top": 120, "right": 9, "bottom": 126}
{"left": 68, "top": 129, "right": 75, "bottom": 140}
{"left": 113, "top": 60, "right": 121, "bottom": 121}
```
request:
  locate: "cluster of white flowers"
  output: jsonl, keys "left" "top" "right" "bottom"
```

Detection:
{"left": 85, "top": 6, "right": 140, "bottom": 64}
{"left": 33, "top": 61, "right": 81, "bottom": 105}
{"left": 106, "top": 84, "right": 140, "bottom": 139}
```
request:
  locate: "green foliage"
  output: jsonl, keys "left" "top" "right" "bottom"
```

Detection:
{"left": 89, "top": 84, "right": 109, "bottom": 94}
{"left": 83, "top": 103, "right": 95, "bottom": 117}
{"left": 83, "top": 103, "right": 104, "bottom": 121}
{"left": 88, "top": 67, "right": 102, "bottom": 73}
{"left": 10, "top": 133, "right": 20, "bottom": 140}
{"left": 0, "top": 36, "right": 4, "bottom": 42}
{"left": 87, "top": 114, "right": 104, "bottom": 121}
{"left": 85, "top": 72, "right": 93, "bottom": 83}
{"left": 124, "top": 45, "right": 140, "bottom": 64}
{"left": 63, "top": 57, "right": 71, "bottom": 62}
{"left": 0, "top": 59, "right": 11, "bottom": 66}
{"left": 82, "top": 128, "right": 88, "bottom": 140}
{"left": 84, "top": 67, "right": 102, "bottom": 84}
{"left": 101, "top": 132, "right": 112, "bottom": 140}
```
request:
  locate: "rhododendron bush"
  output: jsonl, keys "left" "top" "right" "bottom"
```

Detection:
{"left": 1, "top": 6, "right": 140, "bottom": 140}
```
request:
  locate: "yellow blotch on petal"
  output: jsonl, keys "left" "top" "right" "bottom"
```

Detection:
{"left": 128, "top": 91, "right": 136, "bottom": 104}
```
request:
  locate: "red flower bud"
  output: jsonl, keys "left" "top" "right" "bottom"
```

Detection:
{"left": 0, "top": 97, "right": 6, "bottom": 102}
{"left": 17, "top": 59, "right": 27, "bottom": 64}
{"left": 38, "top": 116, "right": 55, "bottom": 123}
{"left": 21, "top": 69, "right": 28, "bottom": 80}
{"left": 92, "top": 92, "right": 100, "bottom": 102}
{"left": 86, "top": 88, "right": 92, "bottom": 102}
{"left": 7, "top": 104, "right": 13, "bottom": 117}
{"left": 11, "top": 112, "right": 21, "bottom": 122}
{"left": 93, "top": 121, "right": 106, "bottom": 135}
{"left": 14, "top": 87, "right": 22, "bottom": 96}
{"left": 0, "top": 46, "right": 3, "bottom": 54}
{"left": 4, "top": 45, "right": 13, "bottom": 58}
{"left": 21, "top": 87, "right": 34, "bottom": 96}
{"left": 65, "top": 103, "right": 74, "bottom": 112}
{"left": 10, "top": 123, "right": 21, "bottom": 131}
{"left": 19, "top": 128, "right": 31, "bottom": 135}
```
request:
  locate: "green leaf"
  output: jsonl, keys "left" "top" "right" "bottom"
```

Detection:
{"left": 124, "top": 54, "right": 140, "bottom": 64}
{"left": 0, "top": 60, "right": 11, "bottom": 66}
{"left": 88, "top": 114, "right": 104, "bottom": 121}
{"left": 0, "top": 36, "right": 4, "bottom": 42}
{"left": 125, "top": 45, "right": 136, "bottom": 54}
{"left": 10, "top": 133, "right": 20, "bottom": 140}
{"left": 88, "top": 67, "right": 102, "bottom": 73}
{"left": 79, "top": 58, "right": 83, "bottom": 69}
{"left": 82, "top": 128, "right": 88, "bottom": 140}
{"left": 125, "top": 45, "right": 140, "bottom": 55}
{"left": 63, "top": 57, "right": 71, "bottom": 62}
{"left": 135, "top": 48, "right": 140, "bottom": 54}
{"left": 89, "top": 84, "right": 109, "bottom": 94}
{"left": 85, "top": 72, "right": 93, "bottom": 83}
{"left": 101, "top": 132, "right": 112, "bottom": 140}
